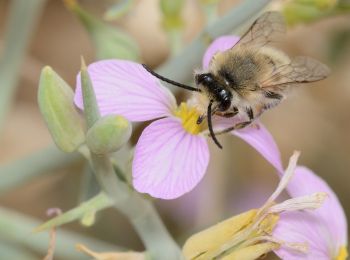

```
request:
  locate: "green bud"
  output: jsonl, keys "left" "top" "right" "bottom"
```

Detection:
{"left": 80, "top": 210, "right": 96, "bottom": 227}
{"left": 160, "top": 0, "right": 184, "bottom": 17}
{"left": 86, "top": 115, "right": 132, "bottom": 154}
{"left": 160, "top": 0, "right": 184, "bottom": 30}
{"left": 38, "top": 66, "right": 85, "bottom": 153}
{"left": 65, "top": 0, "right": 139, "bottom": 61}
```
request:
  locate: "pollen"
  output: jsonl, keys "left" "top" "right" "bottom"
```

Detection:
{"left": 174, "top": 103, "right": 204, "bottom": 135}
{"left": 336, "top": 246, "right": 348, "bottom": 260}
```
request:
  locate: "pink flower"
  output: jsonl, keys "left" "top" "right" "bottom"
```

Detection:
{"left": 74, "top": 34, "right": 347, "bottom": 257}
{"left": 74, "top": 36, "right": 281, "bottom": 199}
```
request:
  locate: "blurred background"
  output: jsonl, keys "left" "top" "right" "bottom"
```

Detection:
{"left": 0, "top": 0, "right": 349, "bottom": 259}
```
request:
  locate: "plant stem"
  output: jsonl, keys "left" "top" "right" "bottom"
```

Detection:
{"left": 0, "top": 207, "right": 121, "bottom": 259}
{"left": 158, "top": 0, "right": 272, "bottom": 85}
{"left": 0, "top": 0, "right": 47, "bottom": 130}
{"left": 0, "top": 144, "right": 82, "bottom": 195}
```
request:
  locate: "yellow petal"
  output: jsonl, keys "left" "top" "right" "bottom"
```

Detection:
{"left": 222, "top": 242, "right": 279, "bottom": 260}
{"left": 183, "top": 209, "right": 257, "bottom": 259}
{"left": 76, "top": 244, "right": 145, "bottom": 260}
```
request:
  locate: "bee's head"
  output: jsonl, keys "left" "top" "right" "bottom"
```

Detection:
{"left": 195, "top": 73, "right": 232, "bottom": 112}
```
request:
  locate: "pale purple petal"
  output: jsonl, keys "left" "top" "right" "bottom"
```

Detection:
{"left": 202, "top": 35, "right": 240, "bottom": 69}
{"left": 132, "top": 117, "right": 210, "bottom": 199}
{"left": 232, "top": 123, "right": 284, "bottom": 173}
{"left": 74, "top": 60, "right": 177, "bottom": 122}
{"left": 274, "top": 166, "right": 347, "bottom": 259}
{"left": 274, "top": 210, "right": 333, "bottom": 260}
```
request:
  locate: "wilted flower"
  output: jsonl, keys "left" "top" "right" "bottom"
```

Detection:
{"left": 183, "top": 152, "right": 328, "bottom": 259}
{"left": 74, "top": 36, "right": 281, "bottom": 199}
{"left": 250, "top": 120, "right": 348, "bottom": 259}
{"left": 273, "top": 166, "right": 348, "bottom": 259}
{"left": 76, "top": 244, "right": 145, "bottom": 260}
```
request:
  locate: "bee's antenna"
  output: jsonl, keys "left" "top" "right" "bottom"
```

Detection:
{"left": 207, "top": 100, "right": 223, "bottom": 149}
{"left": 142, "top": 64, "right": 201, "bottom": 92}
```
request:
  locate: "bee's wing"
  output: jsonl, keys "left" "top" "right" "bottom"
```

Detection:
{"left": 260, "top": 56, "right": 330, "bottom": 89}
{"left": 235, "top": 11, "right": 286, "bottom": 49}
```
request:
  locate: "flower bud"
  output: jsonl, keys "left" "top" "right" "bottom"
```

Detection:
{"left": 86, "top": 115, "right": 132, "bottom": 154}
{"left": 160, "top": 0, "right": 184, "bottom": 30}
{"left": 38, "top": 66, "right": 85, "bottom": 152}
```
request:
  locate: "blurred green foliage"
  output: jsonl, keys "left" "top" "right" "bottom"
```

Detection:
{"left": 64, "top": 0, "right": 139, "bottom": 61}
{"left": 104, "top": 0, "right": 136, "bottom": 21}
{"left": 283, "top": 0, "right": 350, "bottom": 25}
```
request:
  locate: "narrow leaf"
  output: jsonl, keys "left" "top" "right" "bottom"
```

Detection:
{"left": 34, "top": 192, "right": 114, "bottom": 233}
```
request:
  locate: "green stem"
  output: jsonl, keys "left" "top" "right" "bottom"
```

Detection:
{"left": 0, "top": 144, "right": 82, "bottom": 195}
{"left": 0, "top": 207, "right": 121, "bottom": 259}
{"left": 0, "top": 240, "right": 37, "bottom": 260}
{"left": 0, "top": 0, "right": 47, "bottom": 130}
{"left": 78, "top": 163, "right": 100, "bottom": 203}
{"left": 158, "top": 0, "right": 272, "bottom": 85}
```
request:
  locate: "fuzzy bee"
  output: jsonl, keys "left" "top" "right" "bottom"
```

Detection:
{"left": 143, "top": 11, "right": 330, "bottom": 148}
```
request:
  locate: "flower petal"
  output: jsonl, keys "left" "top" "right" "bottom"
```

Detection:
{"left": 74, "top": 60, "right": 177, "bottom": 122}
{"left": 274, "top": 166, "right": 347, "bottom": 259}
{"left": 273, "top": 210, "right": 333, "bottom": 260}
{"left": 202, "top": 36, "right": 240, "bottom": 69}
{"left": 132, "top": 117, "right": 210, "bottom": 199}
{"left": 232, "top": 123, "right": 284, "bottom": 173}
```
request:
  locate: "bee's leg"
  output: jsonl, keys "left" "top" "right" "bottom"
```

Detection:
{"left": 213, "top": 120, "right": 254, "bottom": 136}
{"left": 215, "top": 106, "right": 239, "bottom": 118}
{"left": 215, "top": 111, "right": 238, "bottom": 118}
{"left": 214, "top": 107, "right": 255, "bottom": 135}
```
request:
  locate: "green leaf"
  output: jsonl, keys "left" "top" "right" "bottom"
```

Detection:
{"left": 86, "top": 115, "right": 132, "bottom": 154}
{"left": 33, "top": 192, "right": 114, "bottom": 233}
{"left": 65, "top": 0, "right": 139, "bottom": 60}
{"left": 38, "top": 66, "right": 85, "bottom": 153}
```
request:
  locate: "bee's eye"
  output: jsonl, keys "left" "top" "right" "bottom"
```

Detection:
{"left": 218, "top": 90, "right": 232, "bottom": 111}
{"left": 195, "top": 73, "right": 213, "bottom": 85}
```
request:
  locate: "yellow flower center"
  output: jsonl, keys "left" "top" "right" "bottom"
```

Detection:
{"left": 174, "top": 102, "right": 204, "bottom": 135}
{"left": 335, "top": 246, "right": 348, "bottom": 260}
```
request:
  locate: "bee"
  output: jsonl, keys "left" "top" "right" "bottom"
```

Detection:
{"left": 143, "top": 11, "right": 330, "bottom": 149}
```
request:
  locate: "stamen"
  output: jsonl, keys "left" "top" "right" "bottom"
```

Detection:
{"left": 174, "top": 103, "right": 204, "bottom": 135}
{"left": 269, "top": 192, "right": 328, "bottom": 213}
{"left": 260, "top": 151, "right": 300, "bottom": 214}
